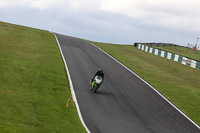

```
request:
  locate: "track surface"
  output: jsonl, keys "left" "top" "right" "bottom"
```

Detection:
{"left": 55, "top": 33, "right": 199, "bottom": 133}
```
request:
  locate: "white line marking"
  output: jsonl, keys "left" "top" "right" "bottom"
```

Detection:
{"left": 53, "top": 33, "right": 91, "bottom": 133}
{"left": 89, "top": 42, "right": 200, "bottom": 130}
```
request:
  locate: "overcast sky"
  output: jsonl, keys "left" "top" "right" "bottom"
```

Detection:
{"left": 1, "top": 0, "right": 200, "bottom": 46}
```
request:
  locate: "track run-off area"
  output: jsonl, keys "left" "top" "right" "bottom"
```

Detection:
{"left": 54, "top": 33, "right": 200, "bottom": 133}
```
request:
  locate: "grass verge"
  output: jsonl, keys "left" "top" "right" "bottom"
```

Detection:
{"left": 0, "top": 21, "right": 86, "bottom": 133}
{"left": 91, "top": 41, "right": 200, "bottom": 126}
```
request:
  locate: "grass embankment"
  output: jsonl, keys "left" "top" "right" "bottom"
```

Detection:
{"left": 153, "top": 46, "right": 200, "bottom": 61}
{"left": 91, "top": 41, "right": 200, "bottom": 126}
{"left": 0, "top": 21, "right": 86, "bottom": 133}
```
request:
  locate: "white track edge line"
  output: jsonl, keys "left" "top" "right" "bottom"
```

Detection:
{"left": 54, "top": 33, "right": 91, "bottom": 133}
{"left": 89, "top": 42, "right": 200, "bottom": 129}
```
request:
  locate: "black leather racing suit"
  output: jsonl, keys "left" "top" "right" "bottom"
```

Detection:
{"left": 91, "top": 70, "right": 104, "bottom": 83}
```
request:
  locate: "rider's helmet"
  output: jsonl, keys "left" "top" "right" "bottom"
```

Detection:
{"left": 99, "top": 68, "right": 103, "bottom": 72}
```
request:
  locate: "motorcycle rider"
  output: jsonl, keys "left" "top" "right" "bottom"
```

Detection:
{"left": 90, "top": 68, "right": 104, "bottom": 85}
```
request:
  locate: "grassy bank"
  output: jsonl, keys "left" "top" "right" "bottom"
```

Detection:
{"left": 0, "top": 21, "right": 86, "bottom": 133}
{"left": 91, "top": 41, "right": 200, "bottom": 126}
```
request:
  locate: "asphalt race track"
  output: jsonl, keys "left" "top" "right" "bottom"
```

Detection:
{"left": 54, "top": 33, "right": 200, "bottom": 133}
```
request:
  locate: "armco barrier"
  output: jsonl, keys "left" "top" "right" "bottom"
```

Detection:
{"left": 136, "top": 44, "right": 200, "bottom": 70}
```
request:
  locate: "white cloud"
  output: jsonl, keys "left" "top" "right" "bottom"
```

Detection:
{"left": 0, "top": 0, "right": 199, "bottom": 45}
{"left": 1, "top": 0, "right": 101, "bottom": 12}
{"left": 99, "top": 0, "right": 200, "bottom": 32}
{"left": 29, "top": 0, "right": 66, "bottom": 10}
{"left": 0, "top": 0, "right": 30, "bottom": 7}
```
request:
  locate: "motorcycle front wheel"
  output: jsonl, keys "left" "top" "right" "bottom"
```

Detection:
{"left": 92, "top": 84, "right": 99, "bottom": 93}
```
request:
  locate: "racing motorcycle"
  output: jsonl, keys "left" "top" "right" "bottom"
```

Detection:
{"left": 91, "top": 76, "right": 103, "bottom": 93}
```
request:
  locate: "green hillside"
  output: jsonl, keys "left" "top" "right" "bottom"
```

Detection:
{"left": 91, "top": 41, "right": 200, "bottom": 126}
{"left": 0, "top": 21, "right": 86, "bottom": 133}
{"left": 1, "top": 20, "right": 199, "bottom": 133}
